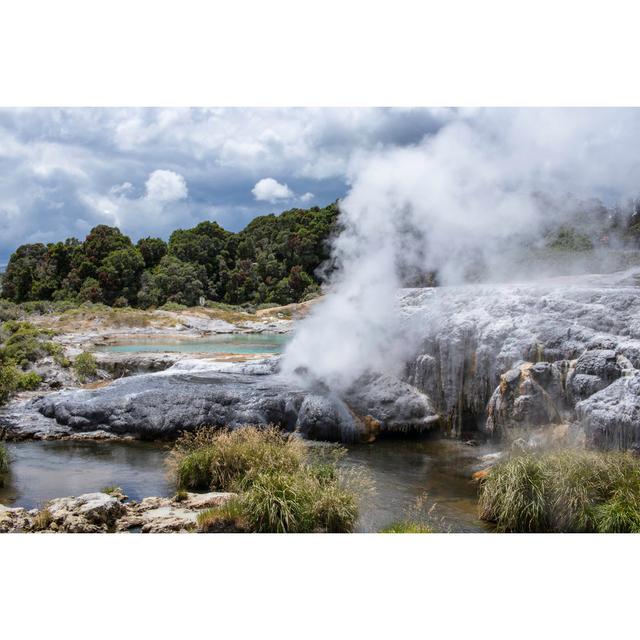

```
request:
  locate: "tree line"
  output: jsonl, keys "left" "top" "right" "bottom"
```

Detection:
{"left": 1, "top": 203, "right": 339, "bottom": 308}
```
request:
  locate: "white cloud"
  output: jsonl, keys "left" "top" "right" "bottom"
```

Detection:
{"left": 300, "top": 192, "right": 314, "bottom": 203}
{"left": 252, "top": 177, "right": 294, "bottom": 203}
{"left": 145, "top": 169, "right": 188, "bottom": 202}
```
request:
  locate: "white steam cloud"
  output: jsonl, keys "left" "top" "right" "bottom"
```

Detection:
{"left": 281, "top": 109, "right": 640, "bottom": 391}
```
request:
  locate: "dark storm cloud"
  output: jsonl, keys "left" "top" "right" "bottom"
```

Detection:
{"left": 0, "top": 107, "right": 451, "bottom": 263}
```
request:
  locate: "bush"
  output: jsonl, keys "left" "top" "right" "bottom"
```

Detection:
{"left": 0, "top": 363, "right": 20, "bottom": 404}
{"left": 16, "top": 371, "right": 42, "bottom": 391}
{"left": 73, "top": 351, "right": 98, "bottom": 381}
{"left": 0, "top": 321, "right": 54, "bottom": 366}
{"left": 172, "top": 426, "right": 362, "bottom": 533}
{"left": 479, "top": 449, "right": 640, "bottom": 532}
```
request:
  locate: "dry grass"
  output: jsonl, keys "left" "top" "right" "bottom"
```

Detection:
{"left": 479, "top": 449, "right": 640, "bottom": 532}
{"left": 172, "top": 426, "right": 364, "bottom": 533}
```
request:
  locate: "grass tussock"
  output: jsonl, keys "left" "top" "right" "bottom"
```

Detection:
{"left": 0, "top": 443, "right": 9, "bottom": 486}
{"left": 479, "top": 449, "right": 640, "bottom": 532}
{"left": 32, "top": 509, "right": 53, "bottom": 532}
{"left": 172, "top": 426, "right": 364, "bottom": 533}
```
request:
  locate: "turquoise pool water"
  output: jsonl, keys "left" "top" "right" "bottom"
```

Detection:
{"left": 94, "top": 333, "right": 289, "bottom": 354}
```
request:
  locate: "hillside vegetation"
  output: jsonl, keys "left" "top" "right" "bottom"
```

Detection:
{"left": 1, "top": 204, "right": 339, "bottom": 308}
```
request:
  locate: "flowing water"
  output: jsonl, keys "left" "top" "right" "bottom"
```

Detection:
{"left": 0, "top": 438, "right": 493, "bottom": 532}
{"left": 93, "top": 333, "right": 289, "bottom": 354}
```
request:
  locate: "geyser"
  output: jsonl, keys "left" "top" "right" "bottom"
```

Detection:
{"left": 281, "top": 108, "right": 640, "bottom": 392}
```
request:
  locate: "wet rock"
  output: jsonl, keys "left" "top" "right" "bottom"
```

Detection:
{"left": 484, "top": 363, "right": 564, "bottom": 436}
{"left": 2, "top": 360, "right": 440, "bottom": 443}
{"left": 403, "top": 268, "right": 640, "bottom": 442}
{"left": 576, "top": 372, "right": 640, "bottom": 450}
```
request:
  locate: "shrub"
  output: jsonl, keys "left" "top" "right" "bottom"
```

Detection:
{"left": 0, "top": 321, "right": 54, "bottom": 366}
{"left": 16, "top": 371, "right": 42, "bottom": 391}
{"left": 0, "top": 300, "right": 20, "bottom": 322}
{"left": 380, "top": 521, "right": 433, "bottom": 533}
{"left": 173, "top": 426, "right": 362, "bottom": 533}
{"left": 479, "top": 449, "right": 640, "bottom": 532}
{"left": 0, "top": 363, "right": 20, "bottom": 404}
{"left": 73, "top": 351, "right": 98, "bottom": 381}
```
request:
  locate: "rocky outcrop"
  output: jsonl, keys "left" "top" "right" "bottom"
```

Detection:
{"left": 576, "top": 372, "right": 640, "bottom": 450}
{"left": 0, "top": 359, "right": 440, "bottom": 443}
{"left": 403, "top": 269, "right": 640, "bottom": 447}
{"left": 0, "top": 490, "right": 236, "bottom": 533}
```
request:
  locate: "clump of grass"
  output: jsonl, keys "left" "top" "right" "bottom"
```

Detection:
{"left": 174, "top": 489, "right": 188, "bottom": 502}
{"left": 197, "top": 499, "right": 250, "bottom": 533}
{"left": 73, "top": 351, "right": 98, "bottom": 381}
{"left": 32, "top": 508, "right": 53, "bottom": 532}
{"left": 172, "top": 426, "right": 306, "bottom": 491}
{"left": 479, "top": 449, "right": 640, "bottom": 532}
{"left": 172, "top": 426, "right": 363, "bottom": 533}
{"left": 0, "top": 442, "right": 9, "bottom": 487}
{"left": 380, "top": 521, "right": 433, "bottom": 533}
{"left": 101, "top": 485, "right": 122, "bottom": 496}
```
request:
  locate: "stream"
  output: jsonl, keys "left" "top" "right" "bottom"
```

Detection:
{"left": 0, "top": 438, "right": 492, "bottom": 532}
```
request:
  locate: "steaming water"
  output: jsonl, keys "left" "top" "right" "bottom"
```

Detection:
{"left": 0, "top": 439, "right": 492, "bottom": 532}
{"left": 94, "top": 333, "right": 289, "bottom": 354}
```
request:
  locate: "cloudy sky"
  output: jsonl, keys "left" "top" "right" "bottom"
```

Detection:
{"left": 0, "top": 107, "right": 450, "bottom": 264}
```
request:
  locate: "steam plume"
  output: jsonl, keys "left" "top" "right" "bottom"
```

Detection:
{"left": 281, "top": 109, "right": 640, "bottom": 391}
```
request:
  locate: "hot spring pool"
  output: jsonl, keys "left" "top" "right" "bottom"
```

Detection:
{"left": 93, "top": 333, "right": 290, "bottom": 355}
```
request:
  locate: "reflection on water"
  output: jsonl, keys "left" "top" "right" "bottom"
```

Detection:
{"left": 346, "top": 439, "right": 493, "bottom": 532}
{"left": 1, "top": 438, "right": 495, "bottom": 532}
{"left": 0, "top": 440, "right": 173, "bottom": 509}
{"left": 94, "top": 333, "right": 289, "bottom": 355}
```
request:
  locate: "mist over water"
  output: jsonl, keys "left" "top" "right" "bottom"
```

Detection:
{"left": 281, "top": 109, "right": 640, "bottom": 391}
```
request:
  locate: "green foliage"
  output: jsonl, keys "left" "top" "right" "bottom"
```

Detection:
{"left": 479, "top": 449, "right": 640, "bottom": 532}
{"left": 0, "top": 321, "right": 55, "bottom": 368}
{"left": 173, "top": 426, "right": 306, "bottom": 491}
{"left": 137, "top": 237, "right": 167, "bottom": 269}
{"left": 172, "top": 426, "right": 360, "bottom": 533}
{"left": 2, "top": 204, "right": 338, "bottom": 308}
{"left": 97, "top": 247, "right": 145, "bottom": 305}
{"left": 73, "top": 351, "right": 98, "bottom": 381}
{"left": 380, "top": 521, "right": 433, "bottom": 533}
{"left": 138, "top": 256, "right": 206, "bottom": 308}
{"left": 0, "top": 300, "right": 20, "bottom": 322}
{"left": 101, "top": 486, "right": 122, "bottom": 496}
{"left": 16, "top": 371, "right": 42, "bottom": 391}
{"left": 0, "top": 363, "right": 20, "bottom": 404}
{"left": 546, "top": 225, "right": 594, "bottom": 252}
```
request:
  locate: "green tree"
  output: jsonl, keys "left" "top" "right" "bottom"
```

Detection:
{"left": 97, "top": 247, "right": 145, "bottom": 305}
{"left": 137, "top": 237, "right": 167, "bottom": 269}
{"left": 138, "top": 256, "right": 206, "bottom": 308}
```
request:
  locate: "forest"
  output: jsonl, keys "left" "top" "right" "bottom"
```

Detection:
{"left": 0, "top": 203, "right": 339, "bottom": 308}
